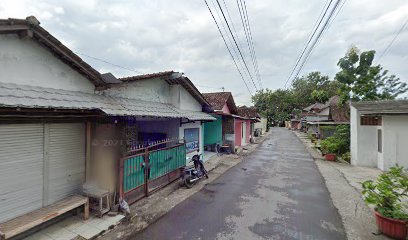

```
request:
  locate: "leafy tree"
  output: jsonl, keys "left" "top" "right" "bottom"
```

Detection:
{"left": 311, "top": 89, "right": 330, "bottom": 103}
{"left": 335, "top": 47, "right": 408, "bottom": 103}
{"left": 292, "top": 71, "right": 340, "bottom": 107}
{"left": 252, "top": 88, "right": 295, "bottom": 125}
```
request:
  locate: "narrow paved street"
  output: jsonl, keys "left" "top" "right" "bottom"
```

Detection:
{"left": 130, "top": 128, "right": 346, "bottom": 240}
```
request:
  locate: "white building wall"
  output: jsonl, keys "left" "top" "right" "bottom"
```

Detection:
{"left": 0, "top": 35, "right": 95, "bottom": 93}
{"left": 104, "top": 78, "right": 203, "bottom": 112}
{"left": 179, "top": 86, "right": 202, "bottom": 111}
{"left": 104, "top": 78, "right": 171, "bottom": 103}
{"left": 254, "top": 117, "right": 267, "bottom": 134}
{"left": 350, "top": 106, "right": 378, "bottom": 167}
{"left": 381, "top": 115, "right": 408, "bottom": 170}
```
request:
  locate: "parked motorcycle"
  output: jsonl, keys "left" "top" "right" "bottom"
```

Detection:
{"left": 181, "top": 152, "right": 209, "bottom": 188}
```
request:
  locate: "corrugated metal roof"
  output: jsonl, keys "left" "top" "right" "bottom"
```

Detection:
{"left": 351, "top": 100, "right": 408, "bottom": 115}
{"left": 0, "top": 82, "right": 215, "bottom": 121}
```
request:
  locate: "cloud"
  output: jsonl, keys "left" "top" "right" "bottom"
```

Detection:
{"left": 0, "top": 0, "right": 407, "bottom": 105}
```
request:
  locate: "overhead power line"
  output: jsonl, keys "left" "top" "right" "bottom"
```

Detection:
{"left": 283, "top": 0, "right": 333, "bottom": 88}
{"left": 75, "top": 52, "right": 144, "bottom": 74}
{"left": 203, "top": 0, "right": 253, "bottom": 96}
{"left": 292, "top": 0, "right": 342, "bottom": 80}
{"left": 214, "top": 0, "right": 259, "bottom": 91}
{"left": 378, "top": 18, "right": 408, "bottom": 61}
{"left": 212, "top": 0, "right": 253, "bottom": 87}
{"left": 240, "top": 0, "right": 263, "bottom": 89}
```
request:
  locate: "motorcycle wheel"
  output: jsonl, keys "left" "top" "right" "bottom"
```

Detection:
{"left": 184, "top": 176, "right": 194, "bottom": 188}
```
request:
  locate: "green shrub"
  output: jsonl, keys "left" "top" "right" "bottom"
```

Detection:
{"left": 362, "top": 166, "right": 408, "bottom": 220}
{"left": 341, "top": 152, "right": 351, "bottom": 163}
{"left": 320, "top": 125, "right": 350, "bottom": 154}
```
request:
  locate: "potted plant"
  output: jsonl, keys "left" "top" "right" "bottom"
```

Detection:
{"left": 362, "top": 166, "right": 408, "bottom": 239}
{"left": 320, "top": 139, "right": 338, "bottom": 161}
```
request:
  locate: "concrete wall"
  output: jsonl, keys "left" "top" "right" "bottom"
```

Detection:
{"left": 246, "top": 120, "right": 252, "bottom": 143}
{"left": 350, "top": 106, "right": 378, "bottom": 168}
{"left": 105, "top": 78, "right": 202, "bottom": 112}
{"left": 179, "top": 86, "right": 202, "bottom": 111}
{"left": 234, "top": 119, "right": 242, "bottom": 147}
{"left": 254, "top": 117, "right": 267, "bottom": 134}
{"left": 0, "top": 35, "right": 95, "bottom": 93}
{"left": 381, "top": 115, "right": 408, "bottom": 170}
{"left": 91, "top": 123, "right": 122, "bottom": 195}
{"left": 105, "top": 78, "right": 171, "bottom": 103}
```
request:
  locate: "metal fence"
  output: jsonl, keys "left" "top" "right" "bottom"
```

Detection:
{"left": 119, "top": 139, "right": 186, "bottom": 204}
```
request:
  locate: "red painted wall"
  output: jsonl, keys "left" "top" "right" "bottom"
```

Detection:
{"left": 234, "top": 119, "right": 242, "bottom": 147}
{"left": 245, "top": 120, "right": 251, "bottom": 143}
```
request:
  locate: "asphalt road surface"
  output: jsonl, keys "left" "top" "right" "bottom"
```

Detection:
{"left": 130, "top": 128, "right": 346, "bottom": 240}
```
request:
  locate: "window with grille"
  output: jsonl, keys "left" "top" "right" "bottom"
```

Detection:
{"left": 360, "top": 116, "right": 382, "bottom": 126}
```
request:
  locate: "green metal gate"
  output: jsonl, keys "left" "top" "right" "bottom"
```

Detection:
{"left": 120, "top": 141, "right": 186, "bottom": 204}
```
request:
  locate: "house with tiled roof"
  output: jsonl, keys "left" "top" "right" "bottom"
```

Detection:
{"left": 0, "top": 16, "right": 215, "bottom": 238}
{"left": 202, "top": 92, "right": 257, "bottom": 152}
{"left": 301, "top": 96, "right": 350, "bottom": 139}
{"left": 237, "top": 106, "right": 261, "bottom": 142}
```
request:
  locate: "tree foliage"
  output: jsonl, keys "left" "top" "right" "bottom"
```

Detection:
{"left": 252, "top": 72, "right": 338, "bottom": 124}
{"left": 320, "top": 125, "right": 350, "bottom": 155}
{"left": 335, "top": 47, "right": 408, "bottom": 103}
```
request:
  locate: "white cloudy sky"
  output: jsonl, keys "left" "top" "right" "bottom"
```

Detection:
{"left": 1, "top": 0, "right": 407, "bottom": 105}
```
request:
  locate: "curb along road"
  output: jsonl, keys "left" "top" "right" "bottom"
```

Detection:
{"left": 293, "top": 130, "right": 389, "bottom": 240}
{"left": 98, "top": 132, "right": 271, "bottom": 239}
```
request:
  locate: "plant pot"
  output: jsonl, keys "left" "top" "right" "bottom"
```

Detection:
{"left": 375, "top": 211, "right": 408, "bottom": 240}
{"left": 324, "top": 153, "right": 336, "bottom": 161}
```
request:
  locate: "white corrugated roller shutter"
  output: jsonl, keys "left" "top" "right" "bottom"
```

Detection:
{"left": 45, "top": 123, "right": 86, "bottom": 205}
{"left": 0, "top": 124, "right": 44, "bottom": 223}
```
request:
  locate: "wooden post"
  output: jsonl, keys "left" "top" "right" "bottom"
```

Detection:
{"left": 84, "top": 198, "right": 90, "bottom": 220}
{"left": 144, "top": 147, "right": 149, "bottom": 197}
{"left": 85, "top": 122, "right": 92, "bottom": 181}
{"left": 119, "top": 158, "right": 124, "bottom": 199}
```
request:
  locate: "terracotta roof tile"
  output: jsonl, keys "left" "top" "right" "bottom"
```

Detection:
{"left": 237, "top": 106, "right": 260, "bottom": 119}
{"left": 202, "top": 92, "right": 238, "bottom": 114}
{"left": 119, "top": 71, "right": 175, "bottom": 82}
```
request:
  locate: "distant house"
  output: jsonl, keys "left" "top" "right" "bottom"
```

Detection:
{"left": 351, "top": 100, "right": 408, "bottom": 171}
{"left": 202, "top": 92, "right": 257, "bottom": 151}
{"left": 237, "top": 106, "right": 261, "bottom": 142}
{"left": 202, "top": 92, "right": 238, "bottom": 151}
{"left": 302, "top": 96, "right": 349, "bottom": 138}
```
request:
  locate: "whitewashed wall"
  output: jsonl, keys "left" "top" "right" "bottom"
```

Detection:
{"left": 0, "top": 35, "right": 95, "bottom": 93}
{"left": 105, "top": 78, "right": 170, "bottom": 103}
{"left": 179, "top": 86, "right": 202, "bottom": 111}
{"left": 350, "top": 106, "right": 378, "bottom": 168}
{"left": 105, "top": 78, "right": 202, "bottom": 112}
{"left": 381, "top": 115, "right": 408, "bottom": 170}
{"left": 254, "top": 117, "right": 267, "bottom": 133}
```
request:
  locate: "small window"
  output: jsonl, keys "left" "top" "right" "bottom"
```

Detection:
{"left": 378, "top": 129, "right": 382, "bottom": 153}
{"left": 361, "top": 116, "right": 382, "bottom": 126}
{"left": 242, "top": 124, "right": 244, "bottom": 138}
